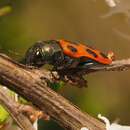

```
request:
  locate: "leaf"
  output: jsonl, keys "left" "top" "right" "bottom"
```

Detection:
{"left": 0, "top": 105, "right": 9, "bottom": 124}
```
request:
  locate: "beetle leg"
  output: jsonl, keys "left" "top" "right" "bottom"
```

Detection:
{"left": 66, "top": 74, "right": 88, "bottom": 88}
{"left": 50, "top": 70, "right": 60, "bottom": 81}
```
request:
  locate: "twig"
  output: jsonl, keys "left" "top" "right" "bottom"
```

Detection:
{"left": 87, "top": 58, "right": 130, "bottom": 73}
{"left": 0, "top": 86, "right": 35, "bottom": 130}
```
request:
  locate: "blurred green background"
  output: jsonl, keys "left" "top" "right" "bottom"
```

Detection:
{"left": 0, "top": 0, "right": 130, "bottom": 129}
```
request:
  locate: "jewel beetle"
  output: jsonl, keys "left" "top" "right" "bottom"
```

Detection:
{"left": 24, "top": 39, "right": 114, "bottom": 87}
{"left": 25, "top": 39, "right": 114, "bottom": 69}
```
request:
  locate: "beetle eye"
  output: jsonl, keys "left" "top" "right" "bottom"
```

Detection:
{"left": 35, "top": 50, "right": 42, "bottom": 59}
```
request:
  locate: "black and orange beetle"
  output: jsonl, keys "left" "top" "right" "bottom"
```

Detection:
{"left": 24, "top": 40, "right": 114, "bottom": 87}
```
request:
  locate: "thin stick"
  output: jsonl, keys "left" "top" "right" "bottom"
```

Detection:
{"left": 87, "top": 58, "right": 130, "bottom": 72}
{"left": 0, "top": 86, "right": 35, "bottom": 130}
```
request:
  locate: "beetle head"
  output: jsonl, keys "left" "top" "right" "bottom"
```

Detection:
{"left": 25, "top": 41, "right": 47, "bottom": 67}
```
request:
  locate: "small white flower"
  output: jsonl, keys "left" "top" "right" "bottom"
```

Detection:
{"left": 105, "top": 0, "right": 117, "bottom": 7}
{"left": 33, "top": 119, "right": 38, "bottom": 130}
{"left": 80, "top": 127, "right": 89, "bottom": 130}
{"left": 98, "top": 114, "right": 130, "bottom": 130}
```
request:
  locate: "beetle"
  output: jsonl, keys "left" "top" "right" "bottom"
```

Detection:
{"left": 24, "top": 39, "right": 114, "bottom": 87}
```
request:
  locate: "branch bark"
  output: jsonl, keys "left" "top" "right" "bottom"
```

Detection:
{"left": 0, "top": 53, "right": 106, "bottom": 130}
{"left": 0, "top": 86, "right": 35, "bottom": 130}
{"left": 0, "top": 54, "right": 130, "bottom": 130}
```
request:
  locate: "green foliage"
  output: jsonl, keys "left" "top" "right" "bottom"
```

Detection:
{"left": 0, "top": 105, "right": 9, "bottom": 124}
{"left": 49, "top": 81, "right": 65, "bottom": 91}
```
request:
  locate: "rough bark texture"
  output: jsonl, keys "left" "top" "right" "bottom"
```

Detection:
{"left": 0, "top": 54, "right": 130, "bottom": 130}
{"left": 0, "top": 53, "right": 106, "bottom": 130}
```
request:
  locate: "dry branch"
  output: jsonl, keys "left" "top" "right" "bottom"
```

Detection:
{"left": 88, "top": 58, "right": 130, "bottom": 72}
{"left": 0, "top": 53, "right": 106, "bottom": 130}
{"left": 0, "top": 86, "right": 35, "bottom": 130}
{"left": 0, "top": 53, "right": 130, "bottom": 130}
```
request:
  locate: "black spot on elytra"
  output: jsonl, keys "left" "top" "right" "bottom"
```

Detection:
{"left": 100, "top": 52, "right": 108, "bottom": 58}
{"left": 86, "top": 49, "right": 97, "bottom": 58}
{"left": 67, "top": 45, "right": 78, "bottom": 53}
